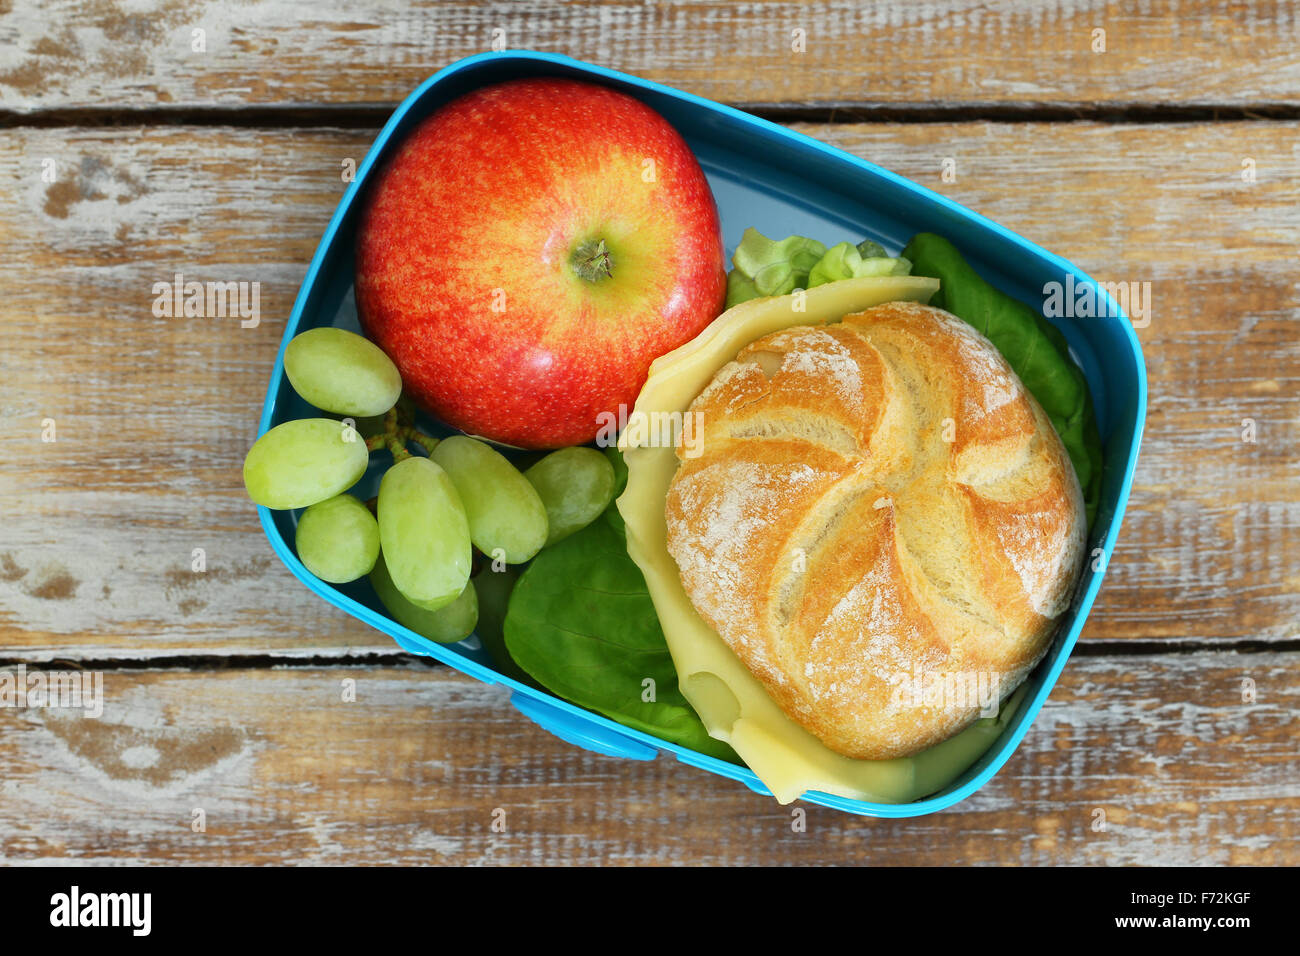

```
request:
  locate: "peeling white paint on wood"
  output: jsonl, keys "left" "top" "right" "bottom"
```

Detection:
{"left": 0, "top": 658, "right": 1293, "bottom": 864}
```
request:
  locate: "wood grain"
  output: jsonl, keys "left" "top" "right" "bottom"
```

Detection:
{"left": 2, "top": 1, "right": 1299, "bottom": 115}
{"left": 0, "top": 655, "right": 1293, "bottom": 864}
{"left": 1, "top": 120, "right": 1295, "bottom": 658}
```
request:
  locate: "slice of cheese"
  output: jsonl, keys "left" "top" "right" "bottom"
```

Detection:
{"left": 617, "top": 276, "right": 1026, "bottom": 804}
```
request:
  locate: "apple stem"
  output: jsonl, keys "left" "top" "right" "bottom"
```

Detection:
{"left": 571, "top": 238, "right": 614, "bottom": 283}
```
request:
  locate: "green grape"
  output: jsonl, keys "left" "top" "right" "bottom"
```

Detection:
{"left": 284, "top": 327, "right": 402, "bottom": 417}
{"left": 377, "top": 456, "right": 471, "bottom": 609}
{"left": 525, "top": 447, "right": 617, "bottom": 546}
{"left": 429, "top": 436, "right": 548, "bottom": 564}
{"left": 243, "top": 417, "right": 370, "bottom": 510}
{"left": 371, "top": 553, "right": 477, "bottom": 644}
{"left": 295, "top": 494, "right": 379, "bottom": 583}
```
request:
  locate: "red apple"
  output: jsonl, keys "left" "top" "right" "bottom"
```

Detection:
{"left": 355, "top": 77, "right": 726, "bottom": 449}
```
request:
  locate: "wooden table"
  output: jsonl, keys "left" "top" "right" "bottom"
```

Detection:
{"left": 1, "top": 0, "right": 1296, "bottom": 865}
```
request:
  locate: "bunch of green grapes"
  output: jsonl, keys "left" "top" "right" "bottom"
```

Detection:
{"left": 243, "top": 326, "right": 617, "bottom": 645}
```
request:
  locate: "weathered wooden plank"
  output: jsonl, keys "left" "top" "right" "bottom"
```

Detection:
{"left": 0, "top": 121, "right": 1295, "bottom": 657}
{"left": 2, "top": 0, "right": 1299, "bottom": 114}
{"left": 0, "top": 127, "right": 355, "bottom": 658}
{"left": 0, "top": 654, "right": 1294, "bottom": 864}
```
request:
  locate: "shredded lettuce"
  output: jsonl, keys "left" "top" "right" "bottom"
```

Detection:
{"left": 729, "top": 228, "right": 826, "bottom": 301}
{"left": 725, "top": 228, "right": 910, "bottom": 307}
{"left": 808, "top": 241, "right": 911, "bottom": 288}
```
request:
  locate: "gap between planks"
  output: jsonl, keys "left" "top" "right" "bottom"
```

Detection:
{"left": 4, "top": 102, "right": 1300, "bottom": 131}
{"left": 2, "top": 637, "right": 1300, "bottom": 674}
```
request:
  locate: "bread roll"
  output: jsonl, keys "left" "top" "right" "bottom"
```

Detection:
{"left": 664, "top": 300, "right": 1086, "bottom": 759}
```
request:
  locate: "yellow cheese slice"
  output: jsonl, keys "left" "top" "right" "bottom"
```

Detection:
{"left": 617, "top": 276, "right": 1027, "bottom": 804}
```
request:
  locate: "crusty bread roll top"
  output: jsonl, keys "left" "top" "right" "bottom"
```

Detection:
{"left": 664, "top": 300, "right": 1086, "bottom": 759}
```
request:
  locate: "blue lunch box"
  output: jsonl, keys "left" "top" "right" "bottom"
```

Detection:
{"left": 255, "top": 51, "right": 1147, "bottom": 817}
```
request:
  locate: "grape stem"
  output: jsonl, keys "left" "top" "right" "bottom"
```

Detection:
{"left": 406, "top": 430, "right": 440, "bottom": 452}
{"left": 386, "top": 436, "right": 411, "bottom": 463}
{"left": 365, "top": 405, "right": 440, "bottom": 464}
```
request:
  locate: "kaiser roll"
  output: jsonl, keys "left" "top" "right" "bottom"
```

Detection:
{"left": 664, "top": 300, "right": 1086, "bottom": 759}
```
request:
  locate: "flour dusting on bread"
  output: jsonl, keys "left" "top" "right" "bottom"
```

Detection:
{"left": 663, "top": 300, "right": 1087, "bottom": 760}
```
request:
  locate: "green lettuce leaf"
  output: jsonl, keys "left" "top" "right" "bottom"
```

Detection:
{"left": 728, "top": 227, "right": 827, "bottom": 302}
{"left": 725, "top": 229, "right": 911, "bottom": 308}
{"left": 724, "top": 269, "right": 760, "bottom": 309}
{"left": 807, "top": 241, "right": 911, "bottom": 288}
{"left": 901, "top": 232, "right": 1104, "bottom": 527}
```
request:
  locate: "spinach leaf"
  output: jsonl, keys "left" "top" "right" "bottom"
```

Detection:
{"left": 902, "top": 232, "right": 1103, "bottom": 527}
{"left": 471, "top": 566, "right": 541, "bottom": 689}
{"left": 504, "top": 509, "right": 739, "bottom": 763}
